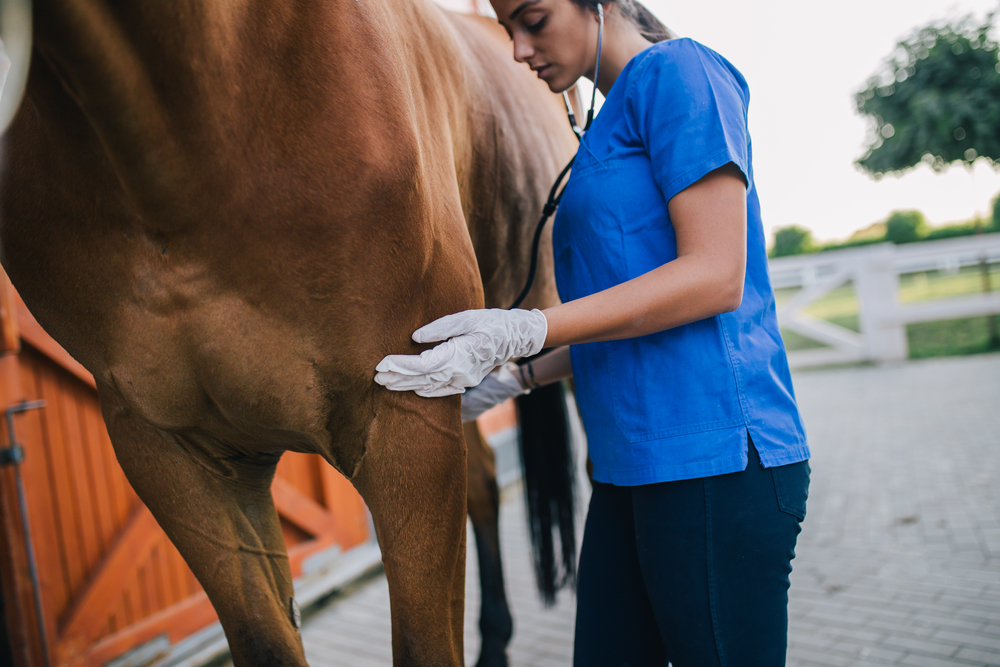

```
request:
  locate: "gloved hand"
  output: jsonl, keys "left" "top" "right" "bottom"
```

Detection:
{"left": 374, "top": 308, "right": 548, "bottom": 397}
{"left": 461, "top": 362, "right": 530, "bottom": 422}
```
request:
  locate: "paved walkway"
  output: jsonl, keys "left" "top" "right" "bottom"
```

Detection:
{"left": 244, "top": 354, "right": 1000, "bottom": 666}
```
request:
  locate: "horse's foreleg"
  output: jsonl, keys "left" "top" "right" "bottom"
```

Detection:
{"left": 103, "top": 405, "right": 308, "bottom": 667}
{"left": 464, "top": 422, "right": 512, "bottom": 667}
{"left": 353, "top": 394, "right": 467, "bottom": 667}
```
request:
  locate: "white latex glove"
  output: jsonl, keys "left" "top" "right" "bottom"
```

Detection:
{"left": 461, "top": 362, "right": 530, "bottom": 422}
{"left": 374, "top": 308, "right": 548, "bottom": 397}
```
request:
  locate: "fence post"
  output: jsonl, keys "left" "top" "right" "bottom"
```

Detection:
{"left": 854, "top": 244, "right": 908, "bottom": 363}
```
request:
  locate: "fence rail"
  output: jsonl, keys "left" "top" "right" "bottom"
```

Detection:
{"left": 768, "top": 233, "right": 1000, "bottom": 368}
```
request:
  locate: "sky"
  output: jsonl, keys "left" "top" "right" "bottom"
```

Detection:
{"left": 438, "top": 0, "right": 1000, "bottom": 243}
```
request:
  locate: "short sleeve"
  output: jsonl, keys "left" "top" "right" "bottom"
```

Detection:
{"left": 625, "top": 39, "right": 751, "bottom": 203}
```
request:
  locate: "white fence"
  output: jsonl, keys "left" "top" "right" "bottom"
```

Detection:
{"left": 768, "top": 233, "right": 1000, "bottom": 368}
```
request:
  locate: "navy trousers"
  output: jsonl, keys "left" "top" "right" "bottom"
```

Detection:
{"left": 573, "top": 442, "right": 809, "bottom": 667}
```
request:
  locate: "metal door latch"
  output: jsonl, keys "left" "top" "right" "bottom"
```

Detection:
{"left": 2, "top": 400, "right": 45, "bottom": 466}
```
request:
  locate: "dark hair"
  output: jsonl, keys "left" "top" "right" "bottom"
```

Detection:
{"left": 570, "top": 0, "right": 676, "bottom": 43}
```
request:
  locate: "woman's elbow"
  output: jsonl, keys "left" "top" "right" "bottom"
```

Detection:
{"left": 712, "top": 270, "right": 745, "bottom": 314}
{"left": 720, "top": 281, "right": 744, "bottom": 313}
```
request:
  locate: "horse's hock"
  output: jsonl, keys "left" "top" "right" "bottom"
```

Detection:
{"left": 0, "top": 270, "right": 376, "bottom": 667}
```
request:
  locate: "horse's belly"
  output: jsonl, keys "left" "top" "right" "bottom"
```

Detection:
{"left": 101, "top": 292, "right": 336, "bottom": 450}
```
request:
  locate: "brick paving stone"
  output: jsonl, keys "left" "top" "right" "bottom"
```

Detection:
{"left": 207, "top": 354, "right": 1000, "bottom": 666}
{"left": 954, "top": 646, "right": 1000, "bottom": 664}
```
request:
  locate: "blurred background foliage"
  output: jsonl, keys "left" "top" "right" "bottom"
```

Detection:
{"left": 768, "top": 195, "right": 1000, "bottom": 258}
{"left": 855, "top": 12, "right": 1000, "bottom": 177}
{"left": 771, "top": 9, "right": 1000, "bottom": 259}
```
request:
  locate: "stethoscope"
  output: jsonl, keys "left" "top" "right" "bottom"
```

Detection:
{"left": 509, "top": 3, "right": 603, "bottom": 309}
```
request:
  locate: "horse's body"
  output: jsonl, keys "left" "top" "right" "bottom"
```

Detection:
{"left": 0, "top": 0, "right": 576, "bottom": 664}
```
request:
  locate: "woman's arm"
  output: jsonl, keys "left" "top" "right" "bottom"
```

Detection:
{"left": 519, "top": 345, "right": 573, "bottom": 389}
{"left": 375, "top": 163, "right": 747, "bottom": 397}
{"left": 543, "top": 163, "right": 747, "bottom": 347}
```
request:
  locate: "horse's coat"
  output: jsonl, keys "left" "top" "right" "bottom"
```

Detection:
{"left": 0, "top": 0, "right": 576, "bottom": 664}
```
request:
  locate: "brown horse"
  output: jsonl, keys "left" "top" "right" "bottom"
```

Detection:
{"left": 0, "top": 0, "right": 577, "bottom": 665}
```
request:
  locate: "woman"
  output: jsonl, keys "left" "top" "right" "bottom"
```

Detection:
{"left": 376, "top": 0, "right": 811, "bottom": 664}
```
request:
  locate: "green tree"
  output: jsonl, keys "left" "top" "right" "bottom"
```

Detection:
{"left": 855, "top": 13, "right": 1000, "bottom": 177}
{"left": 883, "top": 210, "right": 928, "bottom": 243}
{"left": 992, "top": 191, "right": 1000, "bottom": 231}
{"left": 770, "top": 225, "right": 816, "bottom": 258}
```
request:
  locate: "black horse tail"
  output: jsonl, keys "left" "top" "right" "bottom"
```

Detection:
{"left": 514, "top": 368, "right": 577, "bottom": 606}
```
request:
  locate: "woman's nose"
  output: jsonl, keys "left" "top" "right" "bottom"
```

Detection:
{"left": 511, "top": 33, "right": 534, "bottom": 63}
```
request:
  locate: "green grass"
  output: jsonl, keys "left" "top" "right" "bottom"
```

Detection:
{"left": 898, "top": 264, "right": 1000, "bottom": 302}
{"left": 776, "top": 263, "right": 1000, "bottom": 358}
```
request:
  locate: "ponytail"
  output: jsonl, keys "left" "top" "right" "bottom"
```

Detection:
{"left": 630, "top": 1, "right": 676, "bottom": 43}
{"left": 570, "top": 0, "right": 676, "bottom": 43}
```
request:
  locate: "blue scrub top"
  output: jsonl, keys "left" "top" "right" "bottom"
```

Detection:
{"left": 552, "top": 38, "right": 810, "bottom": 486}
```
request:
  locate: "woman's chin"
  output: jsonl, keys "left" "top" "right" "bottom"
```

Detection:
{"left": 547, "top": 77, "right": 574, "bottom": 94}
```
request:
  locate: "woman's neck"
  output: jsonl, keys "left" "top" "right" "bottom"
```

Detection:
{"left": 592, "top": 12, "right": 658, "bottom": 97}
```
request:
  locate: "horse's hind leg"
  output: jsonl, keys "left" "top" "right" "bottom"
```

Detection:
{"left": 353, "top": 393, "right": 467, "bottom": 667}
{"left": 464, "top": 421, "right": 513, "bottom": 667}
{"left": 102, "top": 402, "right": 308, "bottom": 667}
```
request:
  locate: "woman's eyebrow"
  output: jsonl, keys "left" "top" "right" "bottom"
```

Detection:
{"left": 509, "top": 0, "right": 542, "bottom": 21}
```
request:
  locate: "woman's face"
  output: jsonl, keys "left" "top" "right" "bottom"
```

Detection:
{"left": 490, "top": 0, "right": 600, "bottom": 93}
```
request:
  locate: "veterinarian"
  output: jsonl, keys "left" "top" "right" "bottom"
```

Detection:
{"left": 376, "top": 0, "right": 811, "bottom": 664}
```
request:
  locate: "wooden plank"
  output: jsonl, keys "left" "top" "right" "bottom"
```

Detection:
{"left": 59, "top": 504, "right": 161, "bottom": 640}
{"left": 163, "top": 539, "right": 188, "bottom": 605}
{"left": 80, "top": 404, "right": 117, "bottom": 557}
{"left": 151, "top": 544, "right": 170, "bottom": 612}
{"left": 101, "top": 420, "right": 134, "bottom": 539}
{"left": 136, "top": 563, "right": 153, "bottom": 619}
{"left": 271, "top": 476, "right": 338, "bottom": 538}
{"left": 0, "top": 352, "right": 44, "bottom": 667}
{"left": 87, "top": 592, "right": 217, "bottom": 666}
{"left": 319, "top": 464, "right": 370, "bottom": 549}
{"left": 109, "top": 595, "right": 125, "bottom": 635}
{"left": 0, "top": 466, "right": 36, "bottom": 667}
{"left": 173, "top": 541, "right": 199, "bottom": 600}
{"left": 276, "top": 452, "right": 322, "bottom": 508}
{"left": 122, "top": 585, "right": 137, "bottom": 630}
{"left": 36, "top": 366, "right": 89, "bottom": 616}
{"left": 19, "top": 356, "right": 71, "bottom": 649}
{"left": 61, "top": 381, "right": 103, "bottom": 585}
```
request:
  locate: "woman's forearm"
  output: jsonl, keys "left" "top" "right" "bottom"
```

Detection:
{"left": 519, "top": 345, "right": 573, "bottom": 389}
{"left": 543, "top": 165, "right": 748, "bottom": 348}
{"left": 542, "top": 254, "right": 743, "bottom": 347}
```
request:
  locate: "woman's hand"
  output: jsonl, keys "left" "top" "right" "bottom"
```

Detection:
{"left": 375, "top": 308, "right": 548, "bottom": 397}
{"left": 460, "top": 362, "right": 529, "bottom": 422}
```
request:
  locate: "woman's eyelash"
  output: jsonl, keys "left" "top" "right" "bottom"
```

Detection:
{"left": 526, "top": 17, "right": 547, "bottom": 32}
